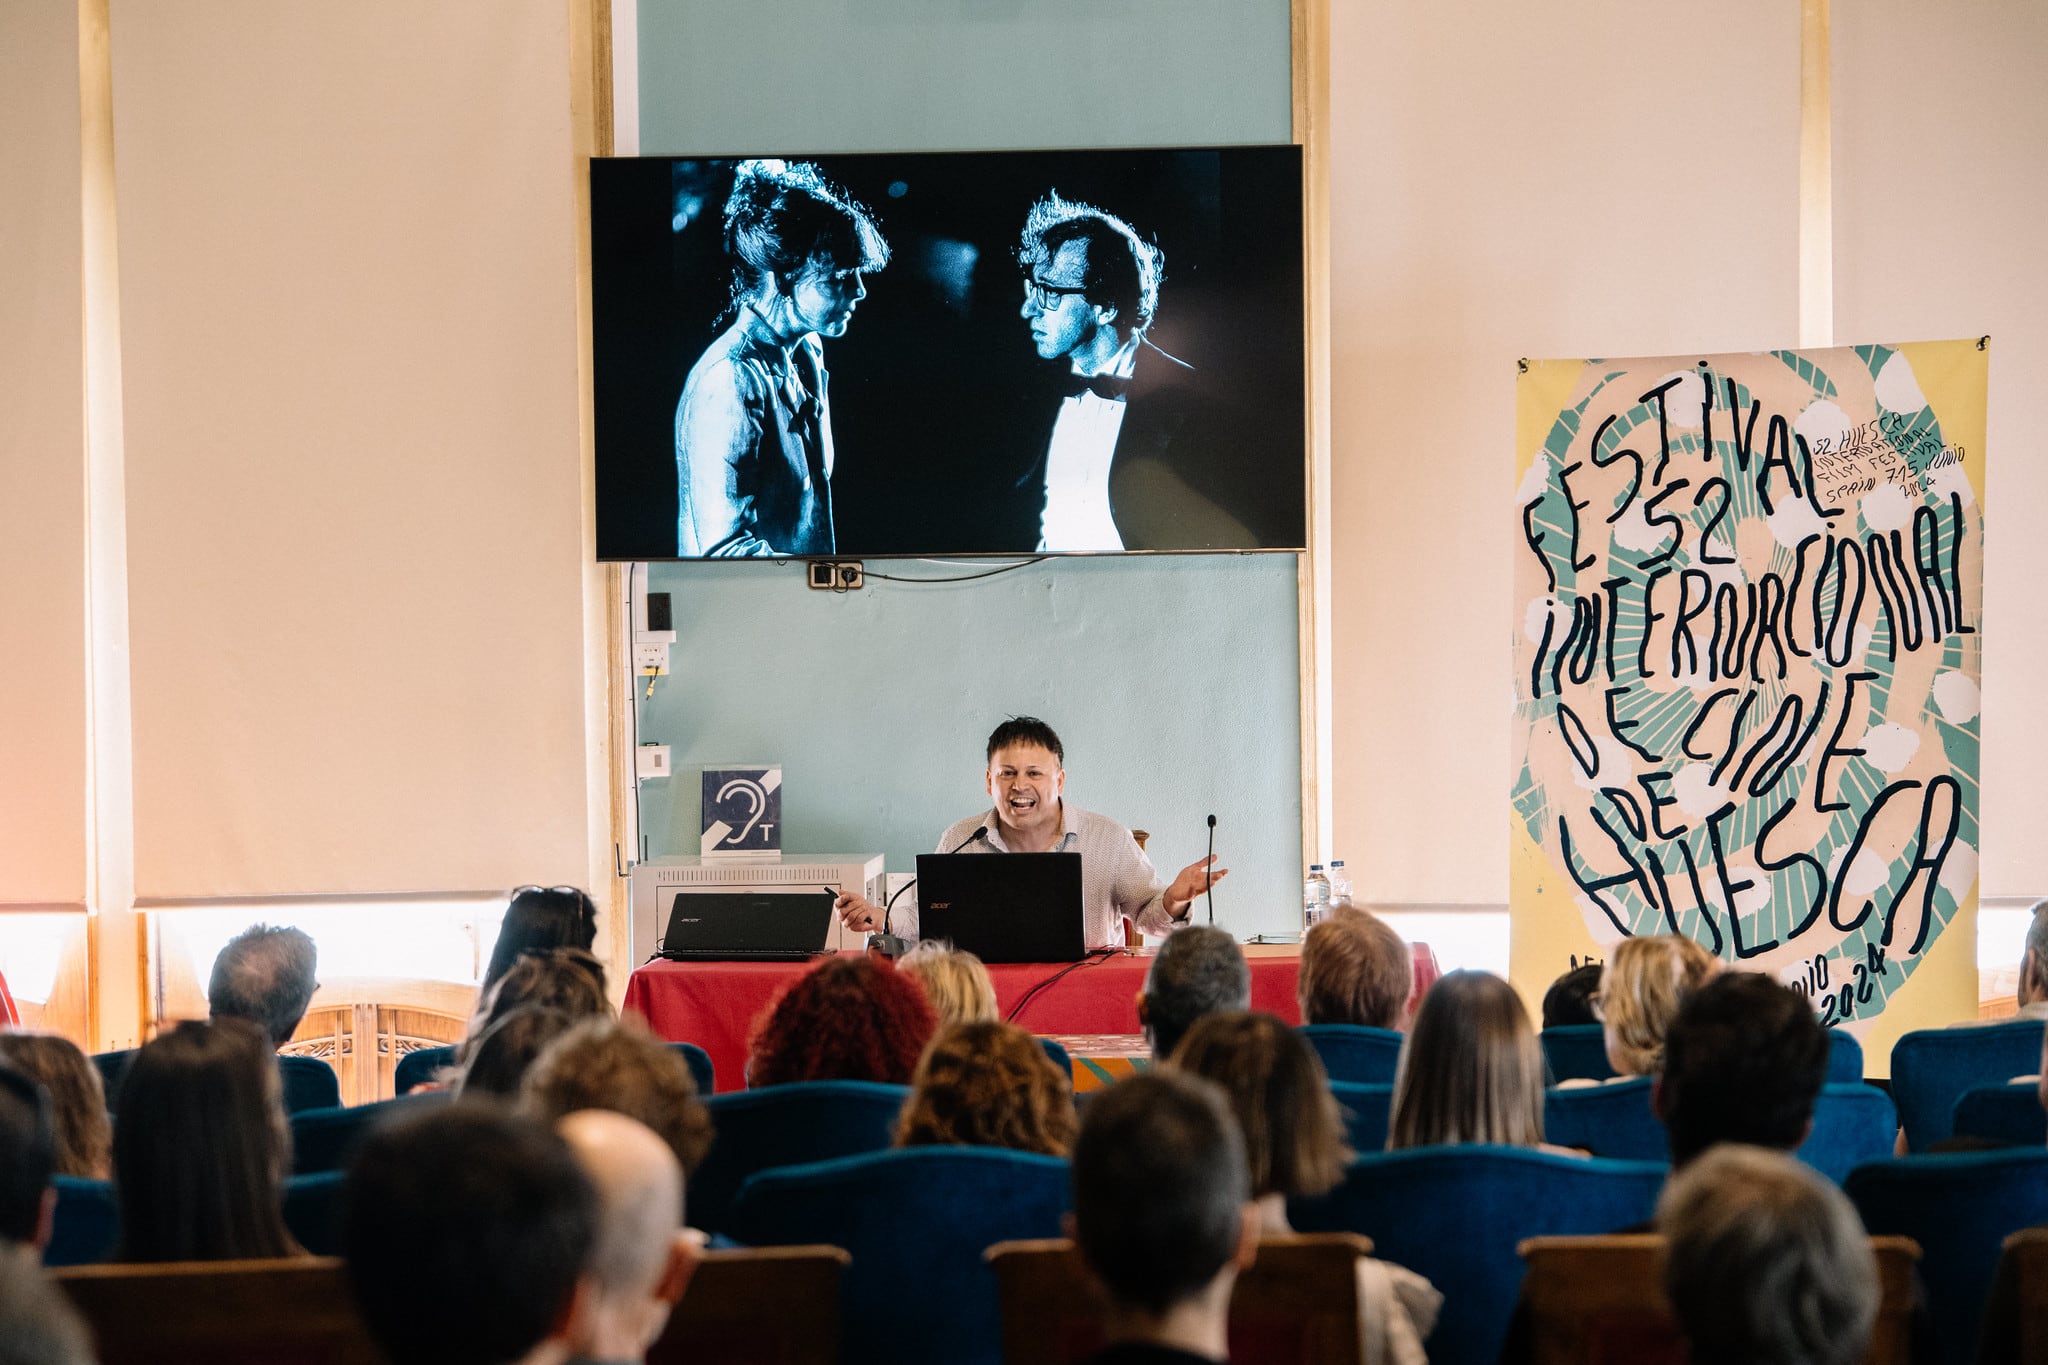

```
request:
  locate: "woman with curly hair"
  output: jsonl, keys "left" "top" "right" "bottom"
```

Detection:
{"left": 746, "top": 955, "right": 935, "bottom": 1087}
{"left": 1598, "top": 934, "right": 1719, "bottom": 1076}
{"left": 895, "top": 1020, "right": 1075, "bottom": 1157}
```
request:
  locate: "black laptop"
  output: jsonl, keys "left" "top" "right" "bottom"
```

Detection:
{"left": 914, "top": 851, "right": 1086, "bottom": 964}
{"left": 657, "top": 890, "right": 836, "bottom": 962}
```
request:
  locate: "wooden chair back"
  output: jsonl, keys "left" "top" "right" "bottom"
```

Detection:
{"left": 1993, "top": 1226, "right": 2048, "bottom": 1365}
{"left": 987, "top": 1232, "right": 1374, "bottom": 1365}
{"left": 647, "top": 1243, "right": 849, "bottom": 1365}
{"left": 1516, "top": 1233, "right": 1921, "bottom": 1365}
{"left": 52, "top": 1257, "right": 380, "bottom": 1365}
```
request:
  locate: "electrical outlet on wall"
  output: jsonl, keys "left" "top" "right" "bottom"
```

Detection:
{"left": 636, "top": 744, "right": 671, "bottom": 779}
{"left": 634, "top": 641, "right": 669, "bottom": 674}
{"left": 805, "top": 560, "right": 864, "bottom": 590}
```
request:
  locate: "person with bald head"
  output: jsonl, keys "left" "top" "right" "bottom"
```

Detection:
{"left": 555, "top": 1110, "right": 699, "bottom": 1365}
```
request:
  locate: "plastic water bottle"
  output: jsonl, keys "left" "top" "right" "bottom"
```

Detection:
{"left": 1303, "top": 864, "right": 1331, "bottom": 928}
{"left": 1327, "top": 860, "right": 1353, "bottom": 909}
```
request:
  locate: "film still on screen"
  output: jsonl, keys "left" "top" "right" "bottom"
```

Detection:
{"left": 592, "top": 146, "right": 1306, "bottom": 561}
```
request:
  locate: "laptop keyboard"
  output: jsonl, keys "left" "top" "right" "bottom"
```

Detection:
{"left": 657, "top": 948, "right": 829, "bottom": 963}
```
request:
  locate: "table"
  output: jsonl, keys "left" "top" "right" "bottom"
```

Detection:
{"left": 624, "top": 944, "right": 1440, "bottom": 1093}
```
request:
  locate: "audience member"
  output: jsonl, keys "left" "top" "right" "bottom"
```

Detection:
{"left": 0, "top": 1246, "right": 93, "bottom": 1365}
{"left": 0, "top": 1067, "right": 55, "bottom": 1253}
{"left": 208, "top": 923, "right": 320, "bottom": 1049}
{"left": 1539, "top": 963, "right": 1604, "bottom": 1029}
{"left": 481, "top": 947, "right": 612, "bottom": 1027}
{"left": 1598, "top": 934, "right": 1718, "bottom": 1077}
{"left": 895, "top": 1020, "right": 1076, "bottom": 1156}
{"left": 746, "top": 954, "right": 936, "bottom": 1087}
{"left": 1136, "top": 926, "right": 1250, "bottom": 1062}
{"left": 524, "top": 1017, "right": 715, "bottom": 1177}
{"left": 460, "top": 1006, "right": 582, "bottom": 1101}
{"left": 1297, "top": 908, "right": 1412, "bottom": 1029}
{"left": 0, "top": 1035, "right": 109, "bottom": 1179}
{"left": 112, "top": 1018, "right": 297, "bottom": 1262}
{"left": 1657, "top": 1144, "right": 1878, "bottom": 1365}
{"left": 1069, "top": 1072, "right": 1259, "bottom": 1364}
{"left": 1387, "top": 971, "right": 1558, "bottom": 1151}
{"left": 2005, "top": 899, "right": 2048, "bottom": 1022}
{"left": 556, "top": 1110, "right": 699, "bottom": 1365}
{"left": 897, "top": 940, "right": 999, "bottom": 1026}
{"left": 345, "top": 1105, "right": 599, "bottom": 1365}
{"left": 483, "top": 886, "right": 600, "bottom": 996}
{"left": 1657, "top": 971, "right": 1828, "bottom": 1167}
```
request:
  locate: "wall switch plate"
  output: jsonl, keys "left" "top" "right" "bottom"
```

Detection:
{"left": 634, "top": 641, "right": 669, "bottom": 674}
{"left": 636, "top": 745, "right": 671, "bottom": 779}
{"left": 805, "top": 560, "right": 864, "bottom": 590}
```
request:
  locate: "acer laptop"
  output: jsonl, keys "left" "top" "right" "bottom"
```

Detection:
{"left": 656, "top": 890, "right": 836, "bottom": 962}
{"left": 914, "top": 852, "right": 1086, "bottom": 964}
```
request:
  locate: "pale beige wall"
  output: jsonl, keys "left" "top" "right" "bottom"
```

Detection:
{"left": 0, "top": 0, "right": 89, "bottom": 906}
{"left": 1328, "top": 0, "right": 1800, "bottom": 904}
{"left": 1833, "top": 0, "right": 2048, "bottom": 900}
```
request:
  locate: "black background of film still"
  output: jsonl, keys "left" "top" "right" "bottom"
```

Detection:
{"left": 592, "top": 145, "right": 1305, "bottom": 561}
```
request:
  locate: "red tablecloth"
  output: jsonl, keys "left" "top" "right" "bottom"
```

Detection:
{"left": 623, "top": 944, "right": 1440, "bottom": 1093}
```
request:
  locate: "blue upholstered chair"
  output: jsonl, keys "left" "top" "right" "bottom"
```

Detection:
{"left": 1846, "top": 1148, "right": 2048, "bottom": 1365}
{"left": 727, "top": 1145, "right": 1071, "bottom": 1365}
{"left": 1539, "top": 1024, "right": 1616, "bottom": 1084}
{"left": 1543, "top": 1078, "right": 1663, "bottom": 1160}
{"left": 393, "top": 1043, "right": 458, "bottom": 1095}
{"left": 281, "top": 1170, "right": 347, "bottom": 1256}
{"left": 1890, "top": 1019, "right": 2043, "bottom": 1151}
{"left": 690, "top": 1080, "right": 909, "bottom": 1236}
{"left": 1328, "top": 1081, "right": 1394, "bottom": 1154}
{"left": 1288, "top": 1145, "right": 1668, "bottom": 1365}
{"left": 1036, "top": 1036, "right": 1072, "bottom": 1078}
{"left": 669, "top": 1041, "right": 715, "bottom": 1095}
{"left": 1952, "top": 1081, "right": 2046, "bottom": 1148}
{"left": 1798, "top": 1083, "right": 1899, "bottom": 1183}
{"left": 92, "top": 1048, "right": 339, "bottom": 1115}
{"left": 290, "top": 1091, "right": 451, "bottom": 1175}
{"left": 1298, "top": 1024, "right": 1404, "bottom": 1085}
{"left": 45, "top": 1177, "right": 118, "bottom": 1267}
{"left": 1826, "top": 1027, "right": 1865, "bottom": 1082}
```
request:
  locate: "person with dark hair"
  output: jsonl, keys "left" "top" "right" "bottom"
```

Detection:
{"left": 1298, "top": 907, "right": 1412, "bottom": 1029}
{"left": 1540, "top": 962, "right": 1604, "bottom": 1028}
{"left": 112, "top": 1018, "right": 298, "bottom": 1262}
{"left": 895, "top": 1020, "right": 1077, "bottom": 1157}
{"left": 1387, "top": 970, "right": 1563, "bottom": 1151}
{"left": 483, "top": 886, "right": 599, "bottom": 995}
{"left": 1069, "top": 1071, "right": 1259, "bottom": 1363}
{"left": 459, "top": 1006, "right": 583, "bottom": 1101}
{"left": 208, "top": 922, "right": 320, "bottom": 1048}
{"left": 1138, "top": 927, "right": 1250, "bottom": 1062}
{"left": 0, "top": 1035, "right": 109, "bottom": 1180}
{"left": 0, "top": 1248, "right": 94, "bottom": 1365}
{"left": 746, "top": 954, "right": 936, "bottom": 1087}
{"left": 523, "top": 1017, "right": 716, "bottom": 1177}
{"left": 0, "top": 1066, "right": 56, "bottom": 1252}
{"left": 835, "top": 716, "right": 1225, "bottom": 951}
{"left": 1657, "top": 971, "right": 1829, "bottom": 1167}
{"left": 344, "top": 1105, "right": 600, "bottom": 1365}
{"left": 675, "top": 158, "right": 889, "bottom": 558}
{"left": 460, "top": 946, "right": 613, "bottom": 1071}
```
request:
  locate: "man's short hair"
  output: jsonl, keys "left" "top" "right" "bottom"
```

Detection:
{"left": 0, "top": 1067, "right": 54, "bottom": 1246}
{"left": 1660, "top": 972, "right": 1828, "bottom": 1166}
{"left": 985, "top": 716, "right": 1064, "bottom": 766}
{"left": 1072, "top": 1072, "right": 1248, "bottom": 1318}
{"left": 2024, "top": 899, "right": 2048, "bottom": 997}
{"left": 343, "top": 1105, "right": 598, "bottom": 1365}
{"left": 1658, "top": 1144, "right": 1879, "bottom": 1365}
{"left": 1298, "top": 908, "right": 1412, "bottom": 1029}
{"left": 1142, "top": 927, "right": 1251, "bottom": 1061}
{"left": 208, "top": 924, "right": 319, "bottom": 1048}
{"left": 0, "top": 1248, "right": 94, "bottom": 1365}
{"left": 1541, "top": 963, "right": 1604, "bottom": 1028}
{"left": 1017, "top": 194, "right": 1163, "bottom": 334}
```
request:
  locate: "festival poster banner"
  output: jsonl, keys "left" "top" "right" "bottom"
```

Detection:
{"left": 1510, "top": 342, "right": 1987, "bottom": 1070}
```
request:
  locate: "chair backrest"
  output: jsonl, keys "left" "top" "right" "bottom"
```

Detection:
{"left": 392, "top": 1042, "right": 457, "bottom": 1095}
{"left": 727, "top": 1144, "right": 1071, "bottom": 1365}
{"left": 1327, "top": 1081, "right": 1394, "bottom": 1154}
{"left": 1539, "top": 1024, "right": 1616, "bottom": 1084}
{"left": 1298, "top": 1024, "right": 1405, "bottom": 1085}
{"left": 1516, "top": 1233, "right": 1920, "bottom": 1365}
{"left": 277, "top": 1055, "right": 341, "bottom": 1115}
{"left": 46, "top": 1176, "right": 119, "bottom": 1267}
{"left": 1543, "top": 1077, "right": 1664, "bottom": 1160}
{"left": 1846, "top": 1147, "right": 2048, "bottom": 1365}
{"left": 1952, "top": 1081, "right": 2047, "bottom": 1148}
{"left": 647, "top": 1244, "right": 849, "bottom": 1365}
{"left": 1800, "top": 1084, "right": 1901, "bottom": 1184}
{"left": 1889, "top": 1019, "right": 2045, "bottom": 1151}
{"left": 1981, "top": 1227, "right": 2048, "bottom": 1365}
{"left": 1037, "top": 1036, "right": 1072, "bottom": 1078}
{"left": 691, "top": 1080, "right": 909, "bottom": 1235}
{"left": 289, "top": 1091, "right": 450, "bottom": 1175}
{"left": 89, "top": 1049, "right": 135, "bottom": 1107}
{"left": 1829, "top": 1027, "right": 1867, "bottom": 1081}
{"left": 281, "top": 1171, "right": 347, "bottom": 1257}
{"left": 53, "top": 1256, "right": 380, "bottom": 1365}
{"left": 986, "top": 1232, "right": 1377, "bottom": 1365}
{"left": 1288, "top": 1145, "right": 1668, "bottom": 1365}
{"left": 669, "top": 1040, "right": 715, "bottom": 1094}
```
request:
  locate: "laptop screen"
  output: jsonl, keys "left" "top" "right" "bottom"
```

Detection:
{"left": 659, "top": 891, "right": 835, "bottom": 955}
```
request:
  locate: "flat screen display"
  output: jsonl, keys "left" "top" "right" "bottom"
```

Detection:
{"left": 591, "top": 146, "right": 1305, "bottom": 561}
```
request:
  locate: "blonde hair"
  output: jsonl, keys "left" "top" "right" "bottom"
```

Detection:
{"left": 1387, "top": 971, "right": 1546, "bottom": 1149}
{"left": 1602, "top": 935, "right": 1719, "bottom": 1076}
{"left": 1298, "top": 908, "right": 1411, "bottom": 1028}
{"left": 897, "top": 941, "right": 999, "bottom": 1027}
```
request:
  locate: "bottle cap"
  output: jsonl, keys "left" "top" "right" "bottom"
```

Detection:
{"left": 1309, "top": 864, "right": 1323, "bottom": 872}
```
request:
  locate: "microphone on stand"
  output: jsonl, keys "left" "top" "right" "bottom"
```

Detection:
{"left": 1205, "top": 814, "right": 1217, "bottom": 925}
{"left": 872, "top": 827, "right": 988, "bottom": 959}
